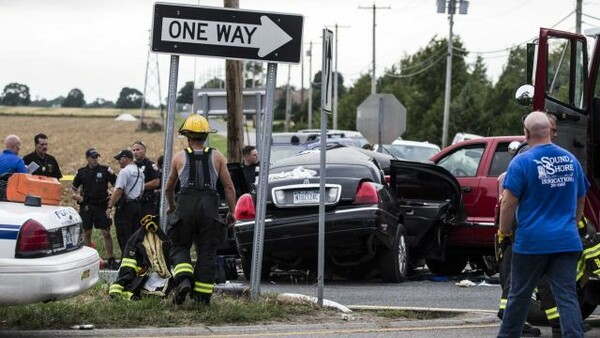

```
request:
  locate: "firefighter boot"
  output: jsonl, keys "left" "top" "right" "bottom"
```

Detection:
{"left": 192, "top": 292, "right": 211, "bottom": 306}
{"left": 521, "top": 323, "right": 541, "bottom": 337}
{"left": 173, "top": 279, "right": 191, "bottom": 305}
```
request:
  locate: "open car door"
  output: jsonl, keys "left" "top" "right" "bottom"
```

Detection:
{"left": 389, "top": 159, "right": 465, "bottom": 261}
{"left": 532, "top": 28, "right": 589, "bottom": 165}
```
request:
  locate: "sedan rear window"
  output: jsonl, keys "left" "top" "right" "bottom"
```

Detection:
{"left": 270, "top": 164, "right": 377, "bottom": 181}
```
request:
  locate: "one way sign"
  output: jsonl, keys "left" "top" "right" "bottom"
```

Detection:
{"left": 152, "top": 3, "right": 304, "bottom": 64}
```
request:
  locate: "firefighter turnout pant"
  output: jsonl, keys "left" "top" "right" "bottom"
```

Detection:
{"left": 168, "top": 189, "right": 219, "bottom": 302}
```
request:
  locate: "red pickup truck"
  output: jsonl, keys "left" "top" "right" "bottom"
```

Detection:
{"left": 390, "top": 136, "right": 522, "bottom": 276}
{"left": 428, "top": 135, "right": 524, "bottom": 275}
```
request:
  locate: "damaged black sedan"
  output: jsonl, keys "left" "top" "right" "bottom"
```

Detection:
{"left": 233, "top": 147, "right": 407, "bottom": 282}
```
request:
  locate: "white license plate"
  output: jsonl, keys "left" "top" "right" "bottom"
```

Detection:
{"left": 62, "top": 225, "right": 80, "bottom": 249}
{"left": 293, "top": 190, "right": 320, "bottom": 204}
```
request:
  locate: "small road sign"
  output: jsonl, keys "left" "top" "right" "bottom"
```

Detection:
{"left": 357, "top": 93, "right": 406, "bottom": 145}
{"left": 152, "top": 2, "right": 304, "bottom": 63}
{"left": 321, "top": 29, "right": 333, "bottom": 113}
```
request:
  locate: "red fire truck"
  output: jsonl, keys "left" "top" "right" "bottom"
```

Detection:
{"left": 505, "top": 26, "right": 600, "bottom": 322}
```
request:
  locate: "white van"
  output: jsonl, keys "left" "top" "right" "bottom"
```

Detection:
{"left": 451, "top": 132, "right": 483, "bottom": 145}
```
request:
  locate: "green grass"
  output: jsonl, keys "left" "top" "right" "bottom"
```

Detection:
{"left": 0, "top": 282, "right": 327, "bottom": 330}
{"left": 368, "top": 309, "right": 459, "bottom": 320}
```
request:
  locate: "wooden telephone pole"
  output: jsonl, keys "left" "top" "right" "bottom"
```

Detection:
{"left": 224, "top": 0, "right": 244, "bottom": 162}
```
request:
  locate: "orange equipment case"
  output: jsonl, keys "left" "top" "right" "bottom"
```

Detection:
{"left": 6, "top": 173, "right": 61, "bottom": 206}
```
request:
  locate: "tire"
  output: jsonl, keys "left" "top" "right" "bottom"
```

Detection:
{"left": 426, "top": 255, "right": 468, "bottom": 276}
{"left": 378, "top": 227, "right": 408, "bottom": 283}
{"left": 241, "top": 255, "right": 271, "bottom": 281}
{"left": 469, "top": 255, "right": 499, "bottom": 277}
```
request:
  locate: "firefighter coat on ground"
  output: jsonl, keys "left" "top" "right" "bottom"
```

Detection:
{"left": 168, "top": 147, "right": 221, "bottom": 301}
{"left": 109, "top": 215, "right": 171, "bottom": 299}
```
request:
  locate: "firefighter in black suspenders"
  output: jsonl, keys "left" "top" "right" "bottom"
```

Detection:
{"left": 165, "top": 114, "right": 236, "bottom": 305}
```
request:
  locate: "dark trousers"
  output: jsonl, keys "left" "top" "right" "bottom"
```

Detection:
{"left": 168, "top": 189, "right": 218, "bottom": 295}
{"left": 498, "top": 252, "right": 583, "bottom": 338}
{"left": 114, "top": 200, "right": 141, "bottom": 254}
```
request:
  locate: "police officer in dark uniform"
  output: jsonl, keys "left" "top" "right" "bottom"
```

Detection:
{"left": 240, "top": 145, "right": 258, "bottom": 192}
{"left": 165, "top": 114, "right": 236, "bottom": 306}
{"left": 23, "top": 133, "right": 62, "bottom": 179}
{"left": 131, "top": 140, "right": 161, "bottom": 217}
{"left": 72, "top": 148, "right": 118, "bottom": 269}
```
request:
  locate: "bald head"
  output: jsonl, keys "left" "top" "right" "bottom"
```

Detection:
{"left": 4, "top": 135, "right": 22, "bottom": 155}
{"left": 524, "top": 111, "right": 551, "bottom": 143}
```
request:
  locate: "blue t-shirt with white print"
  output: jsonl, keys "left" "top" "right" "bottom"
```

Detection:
{"left": 503, "top": 143, "right": 589, "bottom": 254}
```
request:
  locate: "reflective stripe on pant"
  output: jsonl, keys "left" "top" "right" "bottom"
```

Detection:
{"left": 173, "top": 262, "right": 194, "bottom": 280}
{"left": 194, "top": 281, "right": 214, "bottom": 295}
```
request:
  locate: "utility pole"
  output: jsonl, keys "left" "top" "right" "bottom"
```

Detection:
{"left": 224, "top": 0, "right": 243, "bottom": 162}
{"left": 359, "top": 4, "right": 390, "bottom": 95}
{"left": 307, "top": 41, "right": 313, "bottom": 129}
{"left": 326, "top": 23, "right": 350, "bottom": 130}
{"left": 437, "top": 0, "right": 468, "bottom": 148}
{"left": 576, "top": 0, "right": 582, "bottom": 34}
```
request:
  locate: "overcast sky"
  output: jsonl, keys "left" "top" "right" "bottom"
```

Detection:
{"left": 0, "top": 0, "right": 596, "bottom": 105}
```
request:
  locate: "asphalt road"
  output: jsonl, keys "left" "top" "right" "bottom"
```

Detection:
{"left": 259, "top": 268, "right": 501, "bottom": 311}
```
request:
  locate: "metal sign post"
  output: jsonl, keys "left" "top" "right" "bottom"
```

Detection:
{"left": 151, "top": 2, "right": 303, "bottom": 302}
{"left": 250, "top": 63, "right": 277, "bottom": 301}
{"left": 318, "top": 28, "right": 333, "bottom": 307}
{"left": 159, "top": 55, "right": 179, "bottom": 230}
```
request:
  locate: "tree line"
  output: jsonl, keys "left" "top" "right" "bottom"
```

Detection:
{"left": 1, "top": 37, "right": 531, "bottom": 139}
{"left": 0, "top": 85, "right": 157, "bottom": 109}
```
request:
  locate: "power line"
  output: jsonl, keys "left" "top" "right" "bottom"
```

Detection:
{"left": 583, "top": 13, "right": 600, "bottom": 21}
{"left": 392, "top": 45, "right": 447, "bottom": 71}
{"left": 382, "top": 52, "right": 447, "bottom": 78}
{"left": 550, "top": 9, "right": 576, "bottom": 28}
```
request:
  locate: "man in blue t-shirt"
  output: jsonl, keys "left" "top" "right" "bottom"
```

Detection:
{"left": 0, "top": 135, "right": 27, "bottom": 176}
{"left": 497, "top": 111, "right": 590, "bottom": 338}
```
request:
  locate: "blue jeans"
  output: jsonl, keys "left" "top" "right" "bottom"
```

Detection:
{"left": 497, "top": 251, "right": 583, "bottom": 338}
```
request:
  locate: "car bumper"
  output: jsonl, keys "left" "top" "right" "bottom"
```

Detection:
{"left": 0, "top": 246, "right": 101, "bottom": 305}
{"left": 234, "top": 206, "right": 396, "bottom": 259}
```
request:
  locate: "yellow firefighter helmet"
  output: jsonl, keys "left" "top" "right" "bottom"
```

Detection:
{"left": 178, "top": 114, "right": 216, "bottom": 136}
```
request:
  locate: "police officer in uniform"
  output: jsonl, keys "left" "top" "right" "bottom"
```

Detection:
{"left": 72, "top": 148, "right": 118, "bottom": 269}
{"left": 23, "top": 133, "right": 62, "bottom": 179}
{"left": 165, "top": 114, "right": 236, "bottom": 305}
{"left": 107, "top": 149, "right": 144, "bottom": 254}
{"left": 131, "top": 140, "right": 161, "bottom": 217}
{"left": 241, "top": 145, "right": 258, "bottom": 192}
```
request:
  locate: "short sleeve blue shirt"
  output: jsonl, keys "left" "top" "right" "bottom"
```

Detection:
{"left": 503, "top": 144, "right": 589, "bottom": 254}
{"left": 0, "top": 150, "right": 27, "bottom": 176}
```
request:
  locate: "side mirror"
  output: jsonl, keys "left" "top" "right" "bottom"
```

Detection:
{"left": 515, "top": 84, "right": 534, "bottom": 106}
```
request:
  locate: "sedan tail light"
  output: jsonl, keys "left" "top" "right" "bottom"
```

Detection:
{"left": 354, "top": 182, "right": 380, "bottom": 204}
{"left": 235, "top": 193, "right": 256, "bottom": 221}
{"left": 16, "top": 219, "right": 51, "bottom": 258}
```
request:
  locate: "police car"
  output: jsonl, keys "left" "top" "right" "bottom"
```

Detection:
{"left": 0, "top": 195, "right": 100, "bottom": 305}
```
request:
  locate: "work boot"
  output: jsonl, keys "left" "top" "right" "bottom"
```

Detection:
{"left": 192, "top": 292, "right": 211, "bottom": 306}
{"left": 521, "top": 323, "right": 541, "bottom": 337}
{"left": 107, "top": 257, "right": 118, "bottom": 270}
{"left": 173, "top": 279, "right": 191, "bottom": 305}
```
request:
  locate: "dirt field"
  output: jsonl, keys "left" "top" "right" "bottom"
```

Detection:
{"left": 0, "top": 115, "right": 185, "bottom": 206}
